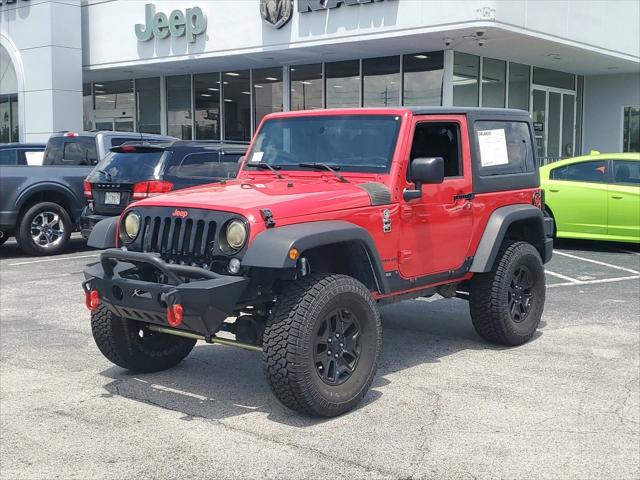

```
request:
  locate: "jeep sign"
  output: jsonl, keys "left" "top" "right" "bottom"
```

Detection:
{"left": 135, "top": 3, "right": 207, "bottom": 43}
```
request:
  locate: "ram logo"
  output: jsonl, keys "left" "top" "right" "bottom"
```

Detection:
{"left": 172, "top": 209, "right": 189, "bottom": 218}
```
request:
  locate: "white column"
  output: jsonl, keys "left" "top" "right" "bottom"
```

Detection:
{"left": 442, "top": 50, "right": 454, "bottom": 106}
{"left": 1, "top": 0, "right": 83, "bottom": 142}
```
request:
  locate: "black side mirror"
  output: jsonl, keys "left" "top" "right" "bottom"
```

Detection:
{"left": 403, "top": 157, "right": 445, "bottom": 201}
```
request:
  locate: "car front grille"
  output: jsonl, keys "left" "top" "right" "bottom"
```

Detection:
{"left": 140, "top": 215, "right": 217, "bottom": 261}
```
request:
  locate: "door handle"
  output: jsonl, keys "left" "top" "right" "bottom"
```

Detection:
{"left": 611, "top": 195, "right": 623, "bottom": 200}
{"left": 549, "top": 188, "right": 560, "bottom": 193}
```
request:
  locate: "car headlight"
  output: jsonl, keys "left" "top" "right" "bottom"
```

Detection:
{"left": 225, "top": 220, "right": 247, "bottom": 250}
{"left": 123, "top": 211, "right": 141, "bottom": 241}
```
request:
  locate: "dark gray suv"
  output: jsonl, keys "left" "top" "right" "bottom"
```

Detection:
{"left": 80, "top": 140, "right": 247, "bottom": 239}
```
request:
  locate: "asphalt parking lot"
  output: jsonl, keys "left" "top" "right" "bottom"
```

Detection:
{"left": 1, "top": 235, "right": 638, "bottom": 480}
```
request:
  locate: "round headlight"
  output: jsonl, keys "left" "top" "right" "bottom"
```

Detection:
{"left": 123, "top": 211, "right": 141, "bottom": 241}
{"left": 226, "top": 220, "right": 247, "bottom": 250}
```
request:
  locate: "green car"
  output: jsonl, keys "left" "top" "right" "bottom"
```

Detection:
{"left": 540, "top": 152, "right": 640, "bottom": 244}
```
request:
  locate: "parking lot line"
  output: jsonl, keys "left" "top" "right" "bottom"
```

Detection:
{"left": 553, "top": 250, "right": 640, "bottom": 275}
{"left": 545, "top": 269, "right": 580, "bottom": 283}
{"left": 548, "top": 275, "right": 640, "bottom": 288}
{"left": 8, "top": 253, "right": 100, "bottom": 267}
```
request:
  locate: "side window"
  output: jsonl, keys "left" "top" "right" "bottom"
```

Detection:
{"left": 409, "top": 122, "right": 461, "bottom": 179}
{"left": 550, "top": 160, "right": 608, "bottom": 183}
{"left": 0, "top": 149, "right": 18, "bottom": 165}
{"left": 613, "top": 160, "right": 640, "bottom": 185}
{"left": 176, "top": 152, "right": 224, "bottom": 179}
{"left": 475, "top": 121, "right": 535, "bottom": 175}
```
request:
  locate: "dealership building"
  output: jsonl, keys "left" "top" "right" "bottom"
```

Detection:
{"left": 1, "top": 0, "right": 639, "bottom": 159}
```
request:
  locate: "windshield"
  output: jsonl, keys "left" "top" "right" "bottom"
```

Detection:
{"left": 91, "top": 151, "right": 168, "bottom": 181}
{"left": 246, "top": 115, "right": 402, "bottom": 173}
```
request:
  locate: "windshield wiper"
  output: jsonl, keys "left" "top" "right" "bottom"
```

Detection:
{"left": 298, "top": 163, "right": 349, "bottom": 183}
{"left": 247, "top": 162, "right": 284, "bottom": 179}
{"left": 97, "top": 169, "right": 112, "bottom": 181}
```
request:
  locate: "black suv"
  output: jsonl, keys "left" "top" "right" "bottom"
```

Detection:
{"left": 80, "top": 141, "right": 247, "bottom": 239}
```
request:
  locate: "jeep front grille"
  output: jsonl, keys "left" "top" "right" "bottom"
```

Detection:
{"left": 140, "top": 216, "right": 216, "bottom": 260}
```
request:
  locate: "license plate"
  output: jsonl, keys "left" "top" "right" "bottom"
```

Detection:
{"left": 104, "top": 192, "right": 121, "bottom": 205}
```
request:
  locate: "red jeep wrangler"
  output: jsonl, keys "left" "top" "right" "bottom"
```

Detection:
{"left": 83, "top": 107, "right": 553, "bottom": 417}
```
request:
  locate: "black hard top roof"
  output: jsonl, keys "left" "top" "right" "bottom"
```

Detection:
{"left": 406, "top": 106, "right": 531, "bottom": 117}
{"left": 112, "top": 139, "right": 249, "bottom": 152}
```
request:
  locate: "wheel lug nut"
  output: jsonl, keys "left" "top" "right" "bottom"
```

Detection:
{"left": 328, "top": 338, "right": 332, "bottom": 343}
{"left": 334, "top": 354, "right": 338, "bottom": 358}
{"left": 340, "top": 343, "right": 343, "bottom": 347}
{"left": 335, "top": 334, "right": 340, "bottom": 338}
{"left": 327, "top": 351, "right": 332, "bottom": 355}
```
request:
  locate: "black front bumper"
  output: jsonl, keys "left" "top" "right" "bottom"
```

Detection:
{"left": 83, "top": 249, "right": 249, "bottom": 337}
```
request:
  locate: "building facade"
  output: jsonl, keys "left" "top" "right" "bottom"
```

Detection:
{"left": 1, "top": 0, "right": 639, "bottom": 159}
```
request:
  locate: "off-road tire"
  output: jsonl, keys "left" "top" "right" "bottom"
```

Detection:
{"left": 263, "top": 274, "right": 382, "bottom": 417}
{"left": 469, "top": 240, "right": 545, "bottom": 346}
{"left": 17, "top": 202, "right": 72, "bottom": 256}
{"left": 91, "top": 304, "right": 196, "bottom": 373}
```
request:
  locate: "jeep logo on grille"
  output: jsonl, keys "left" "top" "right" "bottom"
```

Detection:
{"left": 172, "top": 209, "right": 189, "bottom": 218}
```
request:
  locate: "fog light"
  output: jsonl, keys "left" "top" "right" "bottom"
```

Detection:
{"left": 85, "top": 289, "right": 100, "bottom": 311}
{"left": 228, "top": 258, "right": 241, "bottom": 274}
{"left": 167, "top": 304, "right": 183, "bottom": 327}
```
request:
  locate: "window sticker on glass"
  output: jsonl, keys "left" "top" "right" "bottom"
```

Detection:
{"left": 250, "top": 152, "right": 264, "bottom": 163}
{"left": 478, "top": 129, "right": 509, "bottom": 167}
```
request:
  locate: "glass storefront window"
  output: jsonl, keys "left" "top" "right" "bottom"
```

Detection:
{"left": 136, "top": 77, "right": 161, "bottom": 134}
{"left": 83, "top": 83, "right": 93, "bottom": 131}
{"left": 547, "top": 91, "right": 561, "bottom": 158}
{"left": 93, "top": 80, "right": 134, "bottom": 110}
{"left": 363, "top": 56, "right": 400, "bottom": 107}
{"left": 508, "top": 62, "right": 530, "bottom": 111}
{"left": 0, "top": 95, "right": 18, "bottom": 143}
{"left": 481, "top": 57, "right": 506, "bottom": 108}
{"left": 453, "top": 52, "right": 479, "bottom": 107}
{"left": 253, "top": 67, "right": 283, "bottom": 128}
{"left": 223, "top": 70, "right": 251, "bottom": 141}
{"left": 325, "top": 60, "right": 360, "bottom": 108}
{"left": 402, "top": 51, "right": 444, "bottom": 106}
{"left": 166, "top": 75, "right": 193, "bottom": 140}
{"left": 194, "top": 73, "right": 221, "bottom": 140}
{"left": 533, "top": 67, "right": 575, "bottom": 90}
{"left": 291, "top": 64, "right": 323, "bottom": 111}
{"left": 561, "top": 94, "right": 575, "bottom": 157}
{"left": 623, "top": 106, "right": 640, "bottom": 152}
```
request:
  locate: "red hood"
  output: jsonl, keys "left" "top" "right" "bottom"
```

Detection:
{"left": 133, "top": 177, "right": 379, "bottom": 222}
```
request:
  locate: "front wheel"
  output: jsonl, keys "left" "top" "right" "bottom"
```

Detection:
{"left": 469, "top": 240, "right": 545, "bottom": 346}
{"left": 91, "top": 305, "right": 196, "bottom": 373}
{"left": 16, "top": 202, "right": 72, "bottom": 256}
{"left": 263, "top": 274, "right": 382, "bottom": 417}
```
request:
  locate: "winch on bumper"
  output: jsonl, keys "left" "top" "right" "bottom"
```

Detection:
{"left": 83, "top": 249, "right": 249, "bottom": 338}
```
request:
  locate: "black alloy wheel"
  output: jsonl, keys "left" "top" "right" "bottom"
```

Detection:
{"left": 313, "top": 308, "right": 361, "bottom": 386}
{"left": 508, "top": 265, "right": 534, "bottom": 323}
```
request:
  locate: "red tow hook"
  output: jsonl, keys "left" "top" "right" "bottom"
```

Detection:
{"left": 85, "top": 290, "right": 100, "bottom": 311}
{"left": 167, "top": 304, "right": 184, "bottom": 328}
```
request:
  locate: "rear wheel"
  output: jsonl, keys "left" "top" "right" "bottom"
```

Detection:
{"left": 91, "top": 304, "right": 196, "bottom": 373}
{"left": 263, "top": 274, "right": 381, "bottom": 417}
{"left": 469, "top": 240, "right": 545, "bottom": 346}
{"left": 16, "top": 202, "right": 71, "bottom": 256}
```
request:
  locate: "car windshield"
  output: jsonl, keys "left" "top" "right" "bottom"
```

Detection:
{"left": 245, "top": 115, "right": 402, "bottom": 173}
{"left": 94, "top": 151, "right": 168, "bottom": 180}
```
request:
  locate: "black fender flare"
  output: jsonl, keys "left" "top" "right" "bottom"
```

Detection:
{"left": 16, "top": 182, "right": 83, "bottom": 217}
{"left": 242, "top": 220, "right": 390, "bottom": 293}
{"left": 87, "top": 216, "right": 118, "bottom": 249}
{"left": 470, "top": 204, "right": 550, "bottom": 273}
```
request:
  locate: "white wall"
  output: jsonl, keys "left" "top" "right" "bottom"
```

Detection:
{"left": 582, "top": 73, "right": 640, "bottom": 154}
{"left": 0, "top": 0, "right": 83, "bottom": 142}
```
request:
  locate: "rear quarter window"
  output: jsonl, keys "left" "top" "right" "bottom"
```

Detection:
{"left": 0, "top": 149, "right": 18, "bottom": 165}
{"left": 475, "top": 121, "right": 536, "bottom": 176}
{"left": 175, "top": 152, "right": 232, "bottom": 179}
